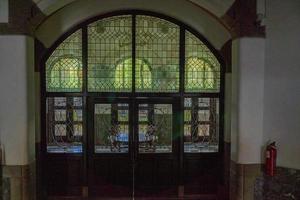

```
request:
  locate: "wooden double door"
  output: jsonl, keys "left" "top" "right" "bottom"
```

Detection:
{"left": 88, "top": 97, "right": 180, "bottom": 198}
{"left": 43, "top": 96, "right": 223, "bottom": 199}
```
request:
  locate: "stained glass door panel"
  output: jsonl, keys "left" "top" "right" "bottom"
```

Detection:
{"left": 184, "top": 97, "right": 219, "bottom": 153}
{"left": 134, "top": 100, "right": 178, "bottom": 197}
{"left": 137, "top": 103, "right": 173, "bottom": 153}
{"left": 94, "top": 103, "right": 130, "bottom": 153}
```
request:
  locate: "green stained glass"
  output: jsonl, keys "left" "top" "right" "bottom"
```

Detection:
{"left": 114, "top": 58, "right": 132, "bottom": 90}
{"left": 136, "top": 59, "right": 152, "bottom": 90}
{"left": 136, "top": 15, "right": 180, "bottom": 92}
{"left": 184, "top": 110, "right": 191, "bottom": 122}
{"left": 46, "top": 30, "right": 82, "bottom": 92}
{"left": 45, "top": 15, "right": 222, "bottom": 94}
{"left": 88, "top": 15, "right": 132, "bottom": 92}
{"left": 185, "top": 31, "right": 220, "bottom": 92}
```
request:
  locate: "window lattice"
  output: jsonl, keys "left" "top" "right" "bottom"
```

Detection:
{"left": 46, "top": 97, "right": 83, "bottom": 153}
{"left": 135, "top": 59, "right": 152, "bottom": 90}
{"left": 136, "top": 15, "right": 180, "bottom": 92}
{"left": 185, "top": 31, "right": 220, "bottom": 92}
{"left": 184, "top": 97, "right": 219, "bottom": 153}
{"left": 46, "top": 30, "right": 82, "bottom": 92}
{"left": 88, "top": 15, "right": 132, "bottom": 92}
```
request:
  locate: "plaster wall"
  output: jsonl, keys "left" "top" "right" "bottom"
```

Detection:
{"left": 0, "top": 0, "right": 9, "bottom": 23}
{"left": 231, "top": 38, "right": 265, "bottom": 164}
{"left": 0, "top": 35, "right": 35, "bottom": 165}
{"left": 34, "top": 0, "right": 234, "bottom": 18}
{"left": 34, "top": 0, "right": 231, "bottom": 50}
{"left": 263, "top": 0, "right": 300, "bottom": 169}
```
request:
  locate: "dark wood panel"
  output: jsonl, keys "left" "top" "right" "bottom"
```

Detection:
{"left": 184, "top": 156, "right": 222, "bottom": 195}
{"left": 45, "top": 155, "right": 83, "bottom": 196}
{"left": 135, "top": 156, "right": 178, "bottom": 197}
{"left": 89, "top": 156, "right": 132, "bottom": 197}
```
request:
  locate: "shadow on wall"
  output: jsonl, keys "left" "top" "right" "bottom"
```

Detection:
{"left": 1, "top": 145, "right": 10, "bottom": 199}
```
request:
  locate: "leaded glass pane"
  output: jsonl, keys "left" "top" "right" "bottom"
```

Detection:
{"left": 54, "top": 110, "right": 66, "bottom": 121}
{"left": 88, "top": 15, "right": 132, "bottom": 92}
{"left": 185, "top": 31, "right": 220, "bottom": 92}
{"left": 46, "top": 30, "right": 82, "bottom": 92}
{"left": 136, "top": 16, "right": 180, "bottom": 92}
{"left": 46, "top": 97, "right": 83, "bottom": 153}
{"left": 73, "top": 109, "right": 82, "bottom": 121}
{"left": 184, "top": 97, "right": 219, "bottom": 153}
{"left": 135, "top": 59, "right": 152, "bottom": 90}
{"left": 54, "top": 97, "right": 66, "bottom": 106}
{"left": 74, "top": 124, "right": 83, "bottom": 136}
{"left": 138, "top": 104, "right": 172, "bottom": 153}
{"left": 94, "top": 103, "right": 129, "bottom": 153}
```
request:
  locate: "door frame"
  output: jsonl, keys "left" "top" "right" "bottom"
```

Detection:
{"left": 87, "top": 96, "right": 181, "bottom": 197}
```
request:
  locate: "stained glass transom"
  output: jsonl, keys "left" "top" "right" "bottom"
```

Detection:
{"left": 88, "top": 15, "right": 132, "bottom": 92}
{"left": 136, "top": 15, "right": 180, "bottom": 92}
{"left": 46, "top": 30, "right": 82, "bottom": 92}
{"left": 185, "top": 31, "right": 220, "bottom": 92}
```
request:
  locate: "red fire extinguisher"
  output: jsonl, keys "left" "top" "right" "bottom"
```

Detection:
{"left": 265, "top": 142, "right": 277, "bottom": 176}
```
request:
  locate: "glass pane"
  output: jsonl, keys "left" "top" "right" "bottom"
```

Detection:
{"left": 139, "top": 109, "right": 148, "bottom": 122}
{"left": 184, "top": 98, "right": 192, "bottom": 107}
{"left": 135, "top": 59, "right": 152, "bottom": 90}
{"left": 94, "top": 103, "right": 129, "bottom": 153}
{"left": 88, "top": 15, "right": 132, "bottom": 92}
{"left": 118, "top": 109, "right": 128, "bottom": 122}
{"left": 54, "top": 110, "right": 66, "bottom": 121}
{"left": 185, "top": 31, "right": 220, "bottom": 92}
{"left": 138, "top": 104, "right": 172, "bottom": 153}
{"left": 73, "top": 97, "right": 83, "bottom": 106}
{"left": 46, "top": 30, "right": 82, "bottom": 92}
{"left": 46, "top": 97, "right": 83, "bottom": 153}
{"left": 74, "top": 124, "right": 83, "bottom": 136}
{"left": 73, "top": 109, "right": 82, "bottom": 121}
{"left": 54, "top": 124, "right": 66, "bottom": 136}
{"left": 184, "top": 97, "right": 219, "bottom": 153}
{"left": 54, "top": 97, "right": 66, "bottom": 106}
{"left": 198, "top": 110, "right": 210, "bottom": 121}
{"left": 136, "top": 15, "right": 180, "bottom": 92}
{"left": 184, "top": 110, "right": 191, "bottom": 122}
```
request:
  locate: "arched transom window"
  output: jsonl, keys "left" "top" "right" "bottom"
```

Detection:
{"left": 45, "top": 15, "right": 220, "bottom": 93}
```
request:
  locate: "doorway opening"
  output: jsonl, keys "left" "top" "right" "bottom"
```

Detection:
{"left": 41, "top": 11, "right": 224, "bottom": 198}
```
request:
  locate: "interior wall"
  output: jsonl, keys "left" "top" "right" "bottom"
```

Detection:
{"left": 0, "top": 0, "right": 8, "bottom": 23}
{"left": 231, "top": 38, "right": 265, "bottom": 164}
{"left": 0, "top": 35, "right": 35, "bottom": 165}
{"left": 34, "top": 0, "right": 235, "bottom": 17}
{"left": 263, "top": 0, "right": 300, "bottom": 169}
{"left": 34, "top": 0, "right": 231, "bottom": 50}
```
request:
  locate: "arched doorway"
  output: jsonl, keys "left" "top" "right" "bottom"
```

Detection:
{"left": 41, "top": 11, "right": 224, "bottom": 199}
